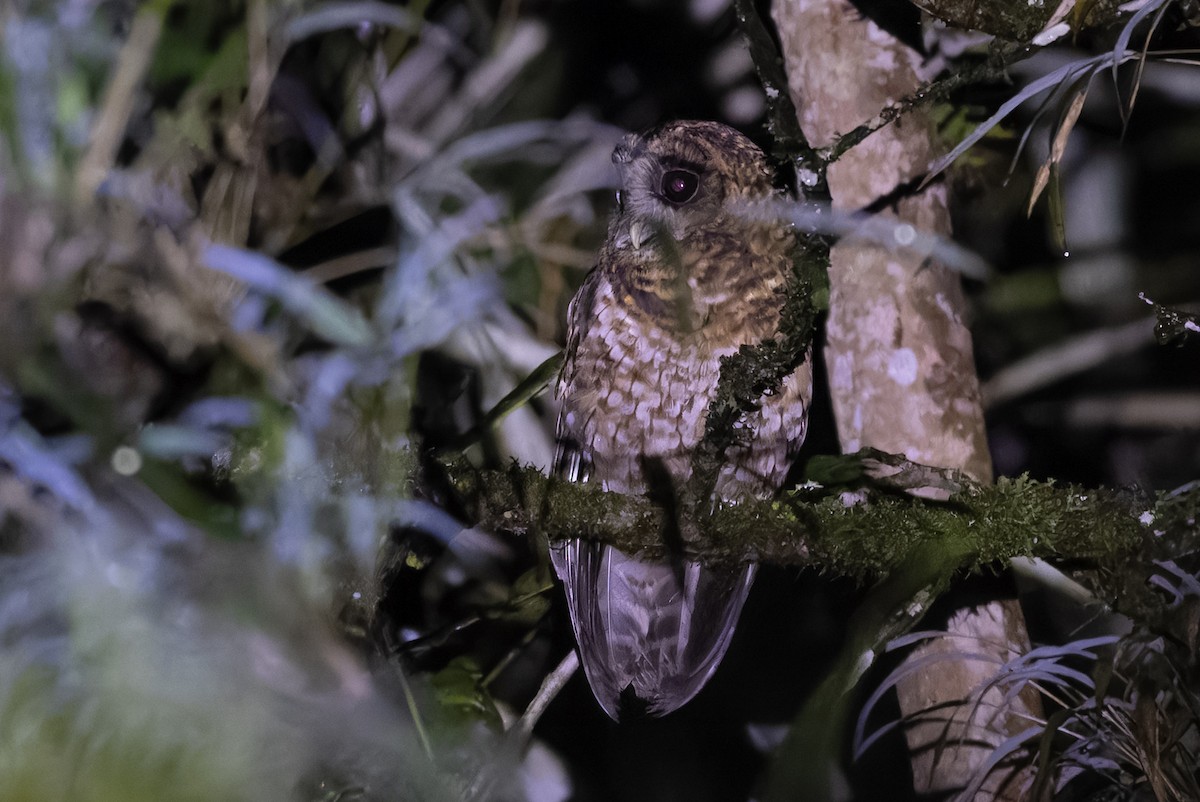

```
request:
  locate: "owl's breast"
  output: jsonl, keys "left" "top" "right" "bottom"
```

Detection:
{"left": 560, "top": 267, "right": 808, "bottom": 498}
{"left": 559, "top": 276, "right": 719, "bottom": 493}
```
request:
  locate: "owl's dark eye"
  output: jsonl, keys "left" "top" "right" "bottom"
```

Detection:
{"left": 660, "top": 169, "right": 699, "bottom": 204}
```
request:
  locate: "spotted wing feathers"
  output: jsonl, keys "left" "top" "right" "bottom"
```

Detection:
{"left": 550, "top": 539, "right": 755, "bottom": 719}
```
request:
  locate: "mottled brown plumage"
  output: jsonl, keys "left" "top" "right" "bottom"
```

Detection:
{"left": 552, "top": 121, "right": 812, "bottom": 719}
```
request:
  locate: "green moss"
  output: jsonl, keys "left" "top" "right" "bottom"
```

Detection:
{"left": 440, "top": 455, "right": 1155, "bottom": 584}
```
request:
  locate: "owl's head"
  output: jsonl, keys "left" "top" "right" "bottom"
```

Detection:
{"left": 610, "top": 120, "right": 776, "bottom": 250}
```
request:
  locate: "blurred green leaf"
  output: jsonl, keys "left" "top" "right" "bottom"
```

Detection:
{"left": 149, "top": 2, "right": 246, "bottom": 90}
{"left": 430, "top": 656, "right": 502, "bottom": 729}
{"left": 494, "top": 568, "right": 551, "bottom": 627}
{"left": 804, "top": 453, "right": 868, "bottom": 485}
{"left": 499, "top": 252, "right": 541, "bottom": 308}
{"left": 138, "top": 456, "right": 242, "bottom": 540}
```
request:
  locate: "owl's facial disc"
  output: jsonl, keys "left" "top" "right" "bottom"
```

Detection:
{"left": 611, "top": 135, "right": 719, "bottom": 252}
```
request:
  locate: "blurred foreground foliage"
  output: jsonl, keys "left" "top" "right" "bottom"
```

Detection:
{"left": 0, "top": 0, "right": 610, "bottom": 799}
{"left": 0, "top": 1, "right": 1199, "bottom": 801}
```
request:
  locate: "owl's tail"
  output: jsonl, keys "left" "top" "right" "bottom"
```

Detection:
{"left": 551, "top": 540, "right": 756, "bottom": 719}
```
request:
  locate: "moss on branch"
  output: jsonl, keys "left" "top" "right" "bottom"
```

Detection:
{"left": 439, "top": 454, "right": 1175, "bottom": 583}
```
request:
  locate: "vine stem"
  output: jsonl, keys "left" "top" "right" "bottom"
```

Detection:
{"left": 509, "top": 650, "right": 579, "bottom": 747}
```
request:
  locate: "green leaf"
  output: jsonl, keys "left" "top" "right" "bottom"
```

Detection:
{"left": 430, "top": 657, "right": 502, "bottom": 729}
{"left": 137, "top": 457, "right": 242, "bottom": 541}
{"left": 804, "top": 453, "right": 868, "bottom": 485}
{"left": 494, "top": 568, "right": 552, "bottom": 627}
{"left": 500, "top": 252, "right": 541, "bottom": 308}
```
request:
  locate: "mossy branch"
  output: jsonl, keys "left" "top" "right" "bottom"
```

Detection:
{"left": 733, "top": 0, "right": 826, "bottom": 192}
{"left": 1142, "top": 293, "right": 1200, "bottom": 346}
{"left": 437, "top": 451, "right": 1177, "bottom": 583}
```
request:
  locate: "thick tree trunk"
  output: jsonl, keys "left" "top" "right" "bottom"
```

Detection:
{"left": 770, "top": 1, "right": 1039, "bottom": 797}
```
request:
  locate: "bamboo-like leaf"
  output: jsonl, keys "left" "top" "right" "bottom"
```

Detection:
{"left": 1046, "top": 163, "right": 1067, "bottom": 253}
{"left": 283, "top": 1, "right": 420, "bottom": 42}
{"left": 1029, "top": 708, "right": 1077, "bottom": 801}
{"left": 1111, "top": 0, "right": 1172, "bottom": 117}
{"left": 1123, "top": 0, "right": 1173, "bottom": 134}
{"left": 958, "top": 726, "right": 1046, "bottom": 800}
{"left": 1031, "top": 0, "right": 1077, "bottom": 46}
{"left": 1027, "top": 85, "right": 1088, "bottom": 217}
{"left": 204, "top": 244, "right": 374, "bottom": 347}
{"left": 925, "top": 50, "right": 1134, "bottom": 186}
{"left": 477, "top": 350, "right": 562, "bottom": 425}
{"left": 447, "top": 351, "right": 563, "bottom": 452}
{"left": 854, "top": 647, "right": 1001, "bottom": 759}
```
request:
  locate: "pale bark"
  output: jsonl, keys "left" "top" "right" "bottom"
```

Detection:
{"left": 770, "top": 1, "right": 1039, "bottom": 797}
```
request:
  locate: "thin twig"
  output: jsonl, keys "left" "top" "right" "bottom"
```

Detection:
{"left": 74, "top": 0, "right": 170, "bottom": 205}
{"left": 301, "top": 247, "right": 398, "bottom": 284}
{"left": 396, "top": 667, "right": 436, "bottom": 763}
{"left": 509, "top": 649, "right": 579, "bottom": 747}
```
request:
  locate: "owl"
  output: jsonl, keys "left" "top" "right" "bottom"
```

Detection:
{"left": 552, "top": 121, "right": 812, "bottom": 719}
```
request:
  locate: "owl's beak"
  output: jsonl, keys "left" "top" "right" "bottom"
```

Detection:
{"left": 629, "top": 220, "right": 652, "bottom": 250}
